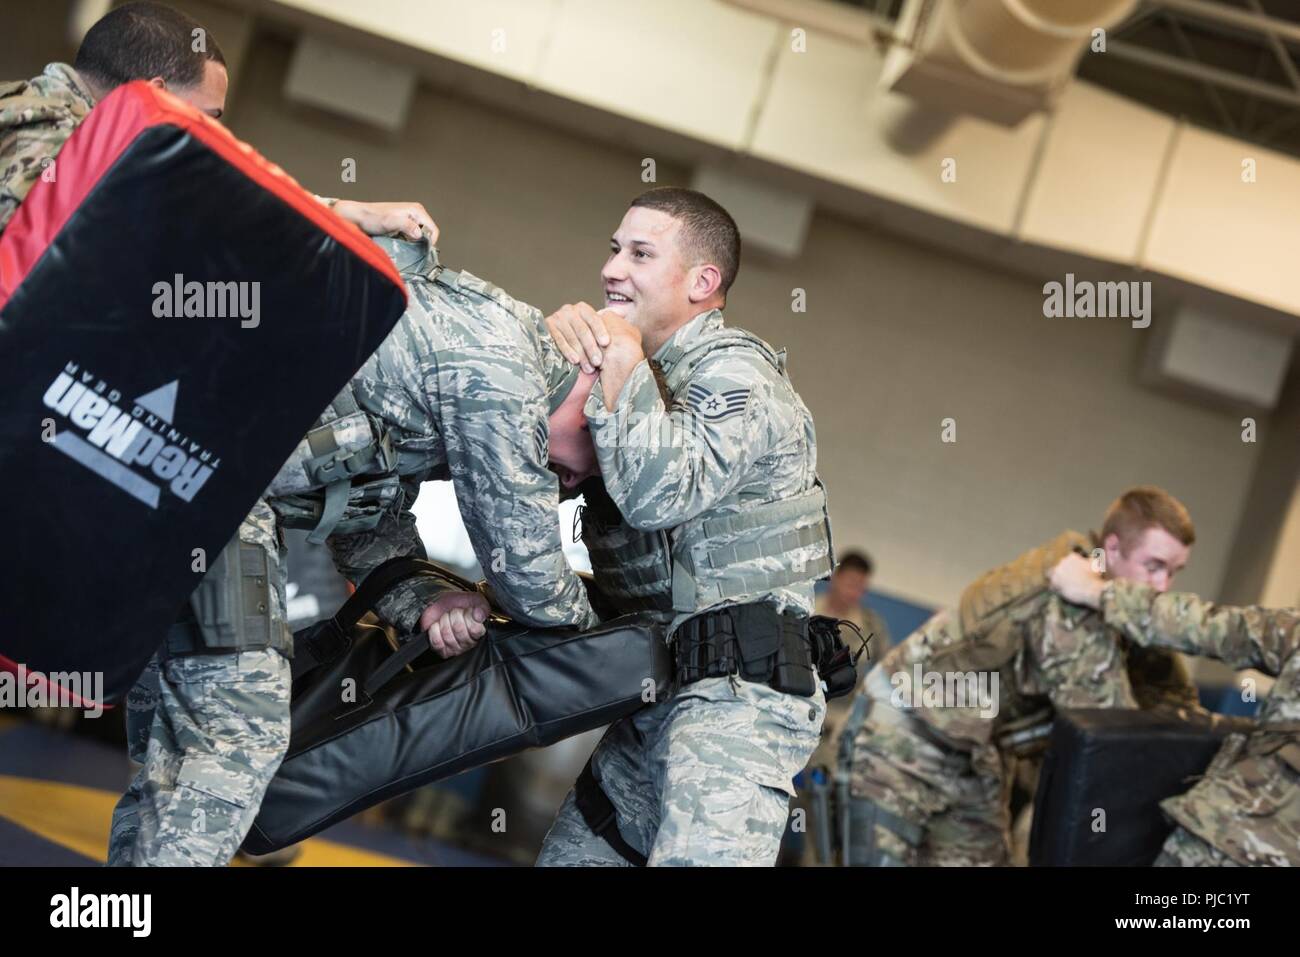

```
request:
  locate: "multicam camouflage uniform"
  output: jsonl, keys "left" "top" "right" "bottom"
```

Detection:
{"left": 538, "top": 309, "right": 832, "bottom": 866}
{"left": 841, "top": 531, "right": 1203, "bottom": 866}
{"left": 109, "top": 238, "right": 596, "bottom": 864}
{"left": 1101, "top": 580, "right": 1299, "bottom": 867}
{"left": 0, "top": 64, "right": 94, "bottom": 236}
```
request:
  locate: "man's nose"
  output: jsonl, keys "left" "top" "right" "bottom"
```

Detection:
{"left": 602, "top": 255, "right": 627, "bottom": 282}
{"left": 1152, "top": 573, "right": 1170, "bottom": 593}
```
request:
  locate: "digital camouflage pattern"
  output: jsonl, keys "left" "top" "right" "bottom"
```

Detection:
{"left": 844, "top": 531, "right": 1204, "bottom": 866}
{"left": 538, "top": 675, "right": 825, "bottom": 866}
{"left": 582, "top": 310, "right": 828, "bottom": 624}
{"left": 108, "top": 648, "right": 291, "bottom": 866}
{"left": 1103, "top": 579, "right": 1299, "bottom": 867}
{"left": 109, "top": 242, "right": 595, "bottom": 865}
{"left": 540, "top": 309, "right": 828, "bottom": 866}
{"left": 0, "top": 63, "right": 95, "bottom": 236}
{"left": 107, "top": 499, "right": 293, "bottom": 866}
{"left": 268, "top": 238, "right": 596, "bottom": 634}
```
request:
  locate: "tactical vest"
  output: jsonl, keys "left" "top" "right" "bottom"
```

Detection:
{"left": 268, "top": 385, "right": 405, "bottom": 544}
{"left": 266, "top": 251, "right": 516, "bottom": 544}
{"left": 579, "top": 328, "right": 834, "bottom": 616}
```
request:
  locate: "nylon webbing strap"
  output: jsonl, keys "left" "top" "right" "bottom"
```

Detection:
{"left": 363, "top": 631, "right": 429, "bottom": 698}
{"left": 701, "top": 522, "right": 827, "bottom": 568}
{"left": 307, "top": 480, "right": 351, "bottom": 545}
{"left": 573, "top": 759, "right": 646, "bottom": 867}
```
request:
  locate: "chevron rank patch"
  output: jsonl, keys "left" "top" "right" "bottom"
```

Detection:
{"left": 687, "top": 383, "right": 750, "bottom": 423}
{"left": 534, "top": 419, "right": 548, "bottom": 462}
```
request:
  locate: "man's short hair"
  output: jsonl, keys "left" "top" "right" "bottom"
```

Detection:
{"left": 74, "top": 2, "right": 225, "bottom": 92}
{"left": 630, "top": 187, "right": 741, "bottom": 299}
{"left": 836, "top": 551, "right": 873, "bottom": 577}
{"left": 1100, "top": 486, "right": 1196, "bottom": 553}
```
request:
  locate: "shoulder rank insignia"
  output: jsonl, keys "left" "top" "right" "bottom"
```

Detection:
{"left": 534, "top": 420, "right": 548, "bottom": 462}
{"left": 687, "top": 383, "right": 750, "bottom": 422}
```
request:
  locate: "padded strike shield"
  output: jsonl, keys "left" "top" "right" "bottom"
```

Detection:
{"left": 0, "top": 82, "right": 407, "bottom": 705}
{"left": 1029, "top": 708, "right": 1235, "bottom": 866}
{"left": 245, "top": 559, "right": 674, "bottom": 854}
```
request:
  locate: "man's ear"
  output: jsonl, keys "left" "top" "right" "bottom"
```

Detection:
{"left": 1103, "top": 533, "right": 1122, "bottom": 562}
{"left": 147, "top": 76, "right": 168, "bottom": 90}
{"left": 688, "top": 263, "right": 723, "bottom": 304}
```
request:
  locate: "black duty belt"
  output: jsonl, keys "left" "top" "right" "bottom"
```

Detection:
{"left": 673, "top": 603, "right": 860, "bottom": 700}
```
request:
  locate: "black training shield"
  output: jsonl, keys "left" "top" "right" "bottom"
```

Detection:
{"left": 244, "top": 558, "right": 673, "bottom": 854}
{"left": 1029, "top": 707, "right": 1244, "bottom": 866}
{"left": 0, "top": 82, "right": 407, "bottom": 704}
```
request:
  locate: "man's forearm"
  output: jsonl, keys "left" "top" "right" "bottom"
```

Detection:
{"left": 599, "top": 345, "right": 646, "bottom": 412}
{"left": 1102, "top": 579, "right": 1290, "bottom": 674}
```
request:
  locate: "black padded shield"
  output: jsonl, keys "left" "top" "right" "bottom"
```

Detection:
{"left": 0, "top": 83, "right": 406, "bottom": 702}
{"left": 1029, "top": 708, "right": 1232, "bottom": 866}
{"left": 244, "top": 560, "right": 673, "bottom": 854}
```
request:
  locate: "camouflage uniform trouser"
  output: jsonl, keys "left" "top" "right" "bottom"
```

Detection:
{"left": 846, "top": 695, "right": 1011, "bottom": 866}
{"left": 107, "top": 502, "right": 293, "bottom": 867}
{"left": 1153, "top": 825, "right": 1241, "bottom": 867}
{"left": 106, "top": 648, "right": 291, "bottom": 866}
{"left": 538, "top": 675, "right": 825, "bottom": 866}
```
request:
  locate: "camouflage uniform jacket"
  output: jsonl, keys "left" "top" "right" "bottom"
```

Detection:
{"left": 0, "top": 63, "right": 95, "bottom": 237}
{"left": 581, "top": 308, "right": 832, "bottom": 631}
{"left": 872, "top": 531, "right": 1200, "bottom": 751}
{"left": 268, "top": 240, "right": 596, "bottom": 634}
{"left": 1103, "top": 579, "right": 1300, "bottom": 866}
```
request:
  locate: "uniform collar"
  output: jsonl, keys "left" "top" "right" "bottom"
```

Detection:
{"left": 370, "top": 235, "right": 440, "bottom": 280}
{"left": 651, "top": 308, "right": 725, "bottom": 370}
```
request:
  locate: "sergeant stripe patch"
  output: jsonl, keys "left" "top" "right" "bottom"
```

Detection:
{"left": 534, "top": 420, "right": 548, "bottom": 462}
{"left": 687, "top": 384, "right": 750, "bottom": 422}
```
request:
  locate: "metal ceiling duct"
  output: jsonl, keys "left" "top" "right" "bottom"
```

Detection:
{"left": 881, "top": 0, "right": 1140, "bottom": 124}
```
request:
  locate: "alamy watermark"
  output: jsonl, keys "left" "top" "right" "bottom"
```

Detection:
{"left": 890, "top": 664, "right": 999, "bottom": 719}
{"left": 1042, "top": 273, "right": 1151, "bottom": 329}
{"left": 50, "top": 887, "right": 150, "bottom": 937}
{"left": 593, "top": 410, "right": 705, "bottom": 455}
{"left": 0, "top": 666, "right": 104, "bottom": 718}
{"left": 152, "top": 274, "right": 261, "bottom": 329}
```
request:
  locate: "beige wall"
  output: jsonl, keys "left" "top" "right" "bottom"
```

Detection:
{"left": 222, "top": 35, "right": 1263, "bottom": 605}
{"left": 1, "top": 22, "right": 1275, "bottom": 607}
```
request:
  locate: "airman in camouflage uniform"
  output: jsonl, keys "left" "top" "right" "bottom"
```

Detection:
{"left": 1097, "top": 579, "right": 1299, "bottom": 867}
{"left": 536, "top": 190, "right": 834, "bottom": 866}
{"left": 266, "top": 236, "right": 598, "bottom": 634}
{"left": 842, "top": 523, "right": 1203, "bottom": 866}
{"left": 107, "top": 499, "right": 295, "bottom": 866}
{"left": 538, "top": 308, "right": 831, "bottom": 866}
{"left": 109, "top": 235, "right": 601, "bottom": 864}
{"left": 0, "top": 11, "right": 461, "bottom": 867}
